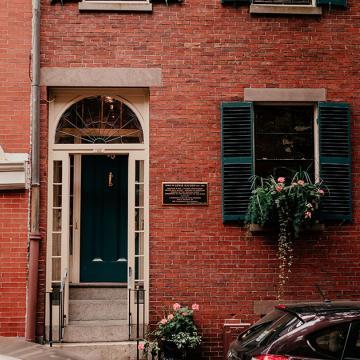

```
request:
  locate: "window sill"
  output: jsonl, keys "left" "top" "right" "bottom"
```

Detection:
{"left": 249, "top": 223, "right": 325, "bottom": 234}
{"left": 250, "top": 4, "right": 322, "bottom": 15}
{"left": 78, "top": 1, "right": 152, "bottom": 12}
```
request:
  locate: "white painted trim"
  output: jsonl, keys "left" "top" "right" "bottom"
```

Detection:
{"left": 128, "top": 154, "right": 136, "bottom": 291}
{"left": 61, "top": 155, "right": 70, "bottom": 325}
{"left": 71, "top": 155, "right": 81, "bottom": 284}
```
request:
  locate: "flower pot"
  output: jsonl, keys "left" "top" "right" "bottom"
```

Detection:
{"left": 161, "top": 341, "right": 183, "bottom": 360}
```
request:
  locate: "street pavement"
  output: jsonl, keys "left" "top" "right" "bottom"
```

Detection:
{"left": 0, "top": 337, "right": 84, "bottom": 360}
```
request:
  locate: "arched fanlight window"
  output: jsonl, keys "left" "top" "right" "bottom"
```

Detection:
{"left": 55, "top": 96, "right": 144, "bottom": 144}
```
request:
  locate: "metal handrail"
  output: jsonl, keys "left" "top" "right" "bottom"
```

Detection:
{"left": 128, "top": 286, "right": 146, "bottom": 360}
{"left": 48, "top": 269, "right": 68, "bottom": 346}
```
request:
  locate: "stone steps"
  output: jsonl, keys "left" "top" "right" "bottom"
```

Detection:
{"left": 53, "top": 341, "right": 139, "bottom": 360}
{"left": 64, "top": 286, "right": 129, "bottom": 343}
{"left": 64, "top": 320, "right": 129, "bottom": 342}
{"left": 70, "top": 286, "right": 128, "bottom": 301}
{"left": 69, "top": 299, "right": 127, "bottom": 321}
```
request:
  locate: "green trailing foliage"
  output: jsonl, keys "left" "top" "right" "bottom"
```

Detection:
{"left": 245, "top": 171, "right": 325, "bottom": 299}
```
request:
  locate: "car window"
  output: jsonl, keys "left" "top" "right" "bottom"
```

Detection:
{"left": 237, "top": 309, "right": 299, "bottom": 348}
{"left": 309, "top": 323, "right": 350, "bottom": 359}
{"left": 343, "top": 321, "right": 360, "bottom": 360}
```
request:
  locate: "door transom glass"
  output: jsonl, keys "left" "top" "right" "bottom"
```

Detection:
{"left": 55, "top": 96, "right": 144, "bottom": 144}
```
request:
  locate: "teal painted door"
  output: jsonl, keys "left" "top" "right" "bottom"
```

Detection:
{"left": 80, "top": 155, "right": 128, "bottom": 282}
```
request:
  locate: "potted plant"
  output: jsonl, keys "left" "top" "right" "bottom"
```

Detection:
{"left": 245, "top": 171, "right": 325, "bottom": 298}
{"left": 140, "top": 303, "right": 201, "bottom": 360}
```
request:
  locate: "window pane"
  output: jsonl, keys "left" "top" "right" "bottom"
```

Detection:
{"left": 310, "top": 323, "right": 349, "bottom": 358}
{"left": 135, "top": 160, "right": 144, "bottom": 183}
{"left": 53, "top": 161, "right": 62, "bottom": 183}
{"left": 53, "top": 185, "right": 62, "bottom": 208}
{"left": 135, "top": 184, "right": 144, "bottom": 207}
{"left": 344, "top": 322, "right": 360, "bottom": 359}
{"left": 255, "top": 106, "right": 314, "bottom": 179}
{"left": 135, "top": 208, "right": 144, "bottom": 231}
{"left": 52, "top": 258, "right": 61, "bottom": 282}
{"left": 135, "top": 256, "right": 144, "bottom": 281}
{"left": 52, "top": 233, "right": 61, "bottom": 256}
{"left": 53, "top": 209, "right": 62, "bottom": 231}
{"left": 135, "top": 232, "right": 144, "bottom": 256}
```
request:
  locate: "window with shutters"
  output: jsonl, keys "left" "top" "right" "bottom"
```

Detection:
{"left": 221, "top": 101, "right": 351, "bottom": 223}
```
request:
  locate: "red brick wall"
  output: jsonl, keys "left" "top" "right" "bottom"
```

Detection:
{"left": 39, "top": 0, "right": 360, "bottom": 357}
{"left": 0, "top": 0, "right": 32, "bottom": 337}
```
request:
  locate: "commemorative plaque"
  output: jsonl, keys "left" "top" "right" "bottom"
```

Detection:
{"left": 162, "top": 182, "right": 208, "bottom": 206}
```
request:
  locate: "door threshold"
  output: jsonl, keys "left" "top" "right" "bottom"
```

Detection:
{"left": 70, "top": 282, "right": 128, "bottom": 288}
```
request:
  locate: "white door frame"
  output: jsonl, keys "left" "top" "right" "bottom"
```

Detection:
{"left": 46, "top": 88, "right": 149, "bottom": 327}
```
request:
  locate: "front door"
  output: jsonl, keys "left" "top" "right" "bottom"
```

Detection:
{"left": 80, "top": 155, "right": 128, "bottom": 282}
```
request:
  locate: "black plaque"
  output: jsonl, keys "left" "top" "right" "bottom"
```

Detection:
{"left": 162, "top": 182, "right": 208, "bottom": 206}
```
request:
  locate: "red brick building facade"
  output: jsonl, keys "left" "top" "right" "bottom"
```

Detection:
{"left": 1, "top": 0, "right": 360, "bottom": 358}
{"left": 0, "top": 0, "right": 32, "bottom": 337}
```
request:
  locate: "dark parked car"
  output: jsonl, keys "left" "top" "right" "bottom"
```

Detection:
{"left": 227, "top": 302, "right": 360, "bottom": 360}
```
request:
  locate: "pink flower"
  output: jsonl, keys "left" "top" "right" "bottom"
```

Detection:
{"left": 138, "top": 343, "right": 145, "bottom": 351}
{"left": 192, "top": 303, "right": 200, "bottom": 311}
{"left": 318, "top": 189, "right": 325, "bottom": 195}
{"left": 160, "top": 318, "right": 167, "bottom": 325}
{"left": 275, "top": 185, "right": 283, "bottom": 192}
{"left": 304, "top": 211, "right": 312, "bottom": 219}
{"left": 181, "top": 312, "right": 188, "bottom": 316}
{"left": 173, "top": 303, "right": 181, "bottom": 311}
{"left": 167, "top": 314, "right": 174, "bottom": 320}
{"left": 297, "top": 180, "right": 305, "bottom": 186}
{"left": 277, "top": 177, "right": 285, "bottom": 183}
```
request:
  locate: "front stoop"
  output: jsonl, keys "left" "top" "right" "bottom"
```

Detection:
{"left": 56, "top": 286, "right": 140, "bottom": 359}
{"left": 65, "top": 285, "right": 129, "bottom": 343}
{"left": 53, "top": 341, "right": 139, "bottom": 360}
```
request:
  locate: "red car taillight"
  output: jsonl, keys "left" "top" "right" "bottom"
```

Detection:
{"left": 251, "top": 355, "right": 290, "bottom": 360}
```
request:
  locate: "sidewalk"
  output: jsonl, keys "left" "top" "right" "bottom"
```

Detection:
{"left": 0, "top": 337, "right": 84, "bottom": 360}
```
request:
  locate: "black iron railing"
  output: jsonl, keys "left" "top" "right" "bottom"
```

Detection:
{"left": 48, "top": 270, "right": 67, "bottom": 346}
{"left": 128, "top": 286, "right": 146, "bottom": 360}
{"left": 253, "top": 0, "right": 312, "bottom": 4}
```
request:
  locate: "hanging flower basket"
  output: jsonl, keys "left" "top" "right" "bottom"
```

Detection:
{"left": 245, "top": 171, "right": 325, "bottom": 299}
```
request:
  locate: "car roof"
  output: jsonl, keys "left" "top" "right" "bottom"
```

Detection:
{"left": 276, "top": 301, "right": 360, "bottom": 319}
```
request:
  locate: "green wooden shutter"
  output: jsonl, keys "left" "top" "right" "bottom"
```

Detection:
{"left": 316, "top": 0, "right": 347, "bottom": 8}
{"left": 221, "top": 102, "right": 254, "bottom": 222}
{"left": 319, "top": 102, "right": 351, "bottom": 222}
{"left": 221, "top": 0, "right": 251, "bottom": 5}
